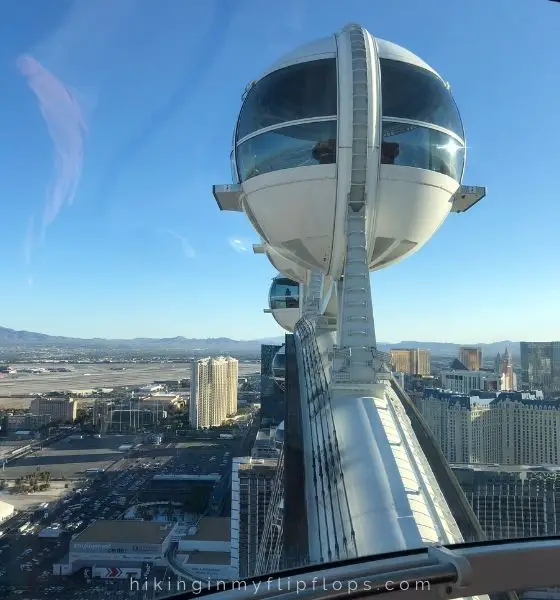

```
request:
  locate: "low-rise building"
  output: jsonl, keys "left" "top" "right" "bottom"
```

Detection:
{"left": 4, "top": 412, "right": 52, "bottom": 432}
{"left": 53, "top": 520, "right": 175, "bottom": 575}
{"left": 173, "top": 517, "right": 234, "bottom": 581}
{"left": 0, "top": 499, "right": 14, "bottom": 522}
{"left": 30, "top": 397, "right": 78, "bottom": 422}
{"left": 440, "top": 369, "right": 499, "bottom": 395}
{"left": 142, "top": 394, "right": 185, "bottom": 412}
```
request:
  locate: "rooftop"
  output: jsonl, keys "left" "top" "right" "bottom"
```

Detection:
{"left": 186, "top": 517, "right": 230, "bottom": 542}
{"left": 451, "top": 464, "right": 560, "bottom": 473}
{"left": 255, "top": 429, "right": 271, "bottom": 441}
{"left": 0, "top": 499, "right": 14, "bottom": 519}
{"left": 239, "top": 458, "right": 278, "bottom": 473}
{"left": 72, "top": 520, "right": 173, "bottom": 545}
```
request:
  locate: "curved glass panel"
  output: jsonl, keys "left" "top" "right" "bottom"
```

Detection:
{"left": 380, "top": 58, "right": 464, "bottom": 139}
{"left": 272, "top": 346, "right": 286, "bottom": 381}
{"left": 230, "top": 149, "right": 239, "bottom": 184}
{"left": 237, "top": 59, "right": 337, "bottom": 140}
{"left": 236, "top": 120, "right": 337, "bottom": 181}
{"left": 270, "top": 277, "right": 299, "bottom": 310}
{"left": 381, "top": 120, "right": 465, "bottom": 181}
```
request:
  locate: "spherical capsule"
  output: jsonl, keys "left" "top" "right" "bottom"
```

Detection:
{"left": 269, "top": 275, "right": 300, "bottom": 332}
{"left": 271, "top": 345, "right": 286, "bottom": 390}
{"left": 232, "top": 24, "right": 465, "bottom": 278}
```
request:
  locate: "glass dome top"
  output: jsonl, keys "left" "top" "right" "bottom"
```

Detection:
{"left": 234, "top": 43, "right": 465, "bottom": 183}
{"left": 379, "top": 58, "right": 464, "bottom": 140}
{"left": 236, "top": 59, "right": 337, "bottom": 142}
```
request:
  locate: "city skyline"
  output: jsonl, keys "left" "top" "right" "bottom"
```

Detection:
{"left": 1, "top": 0, "right": 559, "bottom": 341}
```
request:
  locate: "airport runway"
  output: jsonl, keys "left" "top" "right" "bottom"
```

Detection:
{"left": 0, "top": 361, "right": 259, "bottom": 404}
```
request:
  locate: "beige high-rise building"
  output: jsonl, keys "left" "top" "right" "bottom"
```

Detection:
{"left": 421, "top": 389, "right": 560, "bottom": 466}
{"left": 459, "top": 347, "right": 482, "bottom": 371}
{"left": 190, "top": 356, "right": 238, "bottom": 429}
{"left": 420, "top": 389, "right": 472, "bottom": 463}
{"left": 390, "top": 348, "right": 430, "bottom": 376}
{"left": 29, "top": 397, "right": 78, "bottom": 423}
{"left": 226, "top": 357, "right": 239, "bottom": 416}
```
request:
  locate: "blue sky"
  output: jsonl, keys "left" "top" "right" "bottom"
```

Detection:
{"left": 0, "top": 0, "right": 558, "bottom": 342}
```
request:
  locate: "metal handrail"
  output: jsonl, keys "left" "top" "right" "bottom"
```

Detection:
{"left": 161, "top": 538, "right": 560, "bottom": 600}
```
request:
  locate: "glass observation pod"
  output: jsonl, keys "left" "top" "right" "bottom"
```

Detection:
{"left": 268, "top": 275, "right": 300, "bottom": 332}
{"left": 224, "top": 29, "right": 470, "bottom": 279}
{"left": 271, "top": 344, "right": 286, "bottom": 390}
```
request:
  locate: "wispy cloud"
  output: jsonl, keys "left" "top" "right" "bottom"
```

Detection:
{"left": 160, "top": 229, "right": 196, "bottom": 259}
{"left": 17, "top": 55, "right": 87, "bottom": 234}
{"left": 228, "top": 237, "right": 251, "bottom": 253}
{"left": 23, "top": 216, "right": 35, "bottom": 266}
{"left": 17, "top": 1, "right": 136, "bottom": 270}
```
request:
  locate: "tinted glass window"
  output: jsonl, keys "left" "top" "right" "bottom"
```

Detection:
{"left": 380, "top": 58, "right": 464, "bottom": 139}
{"left": 236, "top": 120, "right": 337, "bottom": 181}
{"left": 270, "top": 279, "right": 299, "bottom": 310}
{"left": 237, "top": 59, "right": 337, "bottom": 140}
{"left": 381, "top": 121, "right": 465, "bottom": 181}
{"left": 272, "top": 350, "right": 286, "bottom": 376}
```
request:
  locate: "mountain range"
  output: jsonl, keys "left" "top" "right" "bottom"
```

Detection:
{"left": 0, "top": 326, "right": 520, "bottom": 357}
{"left": 0, "top": 326, "right": 284, "bottom": 353}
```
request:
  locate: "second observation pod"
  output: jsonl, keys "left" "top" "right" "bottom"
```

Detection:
{"left": 267, "top": 274, "right": 300, "bottom": 333}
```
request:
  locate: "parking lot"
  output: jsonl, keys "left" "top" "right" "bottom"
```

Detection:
{"left": 0, "top": 428, "right": 252, "bottom": 600}
{"left": 1, "top": 435, "right": 144, "bottom": 480}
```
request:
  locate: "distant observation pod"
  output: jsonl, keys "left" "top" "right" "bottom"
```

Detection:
{"left": 271, "top": 344, "right": 286, "bottom": 390}
{"left": 214, "top": 24, "right": 485, "bottom": 280}
{"left": 265, "top": 274, "right": 300, "bottom": 333}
